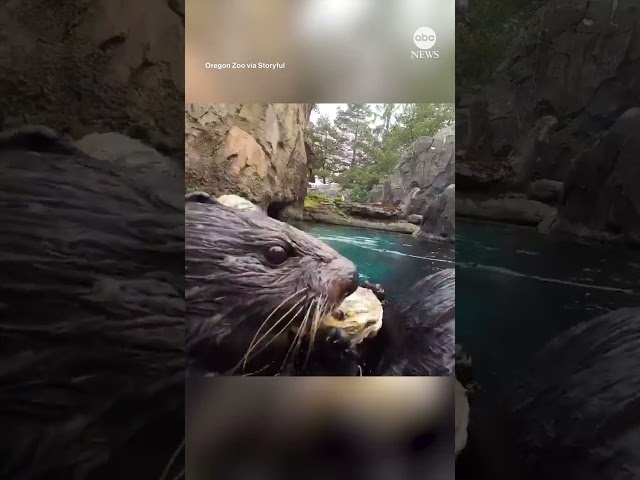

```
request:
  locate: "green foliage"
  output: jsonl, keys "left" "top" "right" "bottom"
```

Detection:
{"left": 306, "top": 114, "right": 344, "bottom": 179}
{"left": 304, "top": 193, "right": 342, "bottom": 209}
{"left": 303, "top": 197, "right": 318, "bottom": 208}
{"left": 307, "top": 103, "right": 454, "bottom": 199}
{"left": 384, "top": 104, "right": 454, "bottom": 151}
{"left": 348, "top": 186, "right": 371, "bottom": 203}
{"left": 304, "top": 193, "right": 327, "bottom": 208}
{"left": 314, "top": 168, "right": 333, "bottom": 183}
{"left": 456, "top": 0, "right": 544, "bottom": 91}
{"left": 333, "top": 104, "right": 379, "bottom": 168}
{"left": 334, "top": 165, "right": 381, "bottom": 191}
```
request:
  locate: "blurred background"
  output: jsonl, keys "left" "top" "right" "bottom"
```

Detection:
{"left": 186, "top": 0, "right": 454, "bottom": 103}
{"left": 186, "top": 378, "right": 455, "bottom": 480}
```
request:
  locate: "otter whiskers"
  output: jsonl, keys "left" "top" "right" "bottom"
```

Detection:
{"left": 280, "top": 294, "right": 335, "bottom": 373}
{"left": 245, "top": 300, "right": 307, "bottom": 370}
{"left": 239, "top": 288, "right": 309, "bottom": 370}
{"left": 242, "top": 296, "right": 306, "bottom": 368}
{"left": 235, "top": 304, "right": 305, "bottom": 376}
{"left": 299, "top": 295, "right": 328, "bottom": 371}
{"left": 281, "top": 298, "right": 317, "bottom": 370}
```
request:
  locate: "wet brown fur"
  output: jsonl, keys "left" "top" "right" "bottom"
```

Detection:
{"left": 185, "top": 201, "right": 358, "bottom": 375}
{"left": 0, "top": 128, "right": 185, "bottom": 480}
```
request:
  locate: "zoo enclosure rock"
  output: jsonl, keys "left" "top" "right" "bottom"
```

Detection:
{"left": 456, "top": 196, "right": 556, "bottom": 226}
{"left": 550, "top": 108, "right": 640, "bottom": 244}
{"left": 339, "top": 202, "right": 400, "bottom": 220}
{"left": 371, "top": 124, "right": 455, "bottom": 215}
{"left": 527, "top": 179, "right": 563, "bottom": 204}
{"left": 0, "top": 0, "right": 185, "bottom": 159}
{"left": 185, "top": 103, "right": 314, "bottom": 219}
{"left": 456, "top": 0, "right": 640, "bottom": 194}
{"left": 417, "top": 184, "right": 455, "bottom": 242}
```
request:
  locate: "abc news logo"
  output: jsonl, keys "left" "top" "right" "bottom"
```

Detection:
{"left": 411, "top": 27, "right": 440, "bottom": 59}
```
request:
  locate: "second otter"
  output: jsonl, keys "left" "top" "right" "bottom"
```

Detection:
{"left": 186, "top": 199, "right": 359, "bottom": 375}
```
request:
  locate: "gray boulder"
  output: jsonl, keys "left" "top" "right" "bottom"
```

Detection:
{"left": 528, "top": 179, "right": 563, "bottom": 204}
{"left": 457, "top": 0, "right": 640, "bottom": 190}
{"left": 456, "top": 196, "right": 556, "bottom": 226}
{"left": 371, "top": 124, "right": 455, "bottom": 214}
{"left": 551, "top": 108, "right": 640, "bottom": 244}
{"left": 417, "top": 184, "right": 455, "bottom": 241}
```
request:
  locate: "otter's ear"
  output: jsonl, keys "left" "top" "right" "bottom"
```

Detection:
{"left": 0, "top": 125, "right": 78, "bottom": 155}
{"left": 185, "top": 191, "right": 218, "bottom": 205}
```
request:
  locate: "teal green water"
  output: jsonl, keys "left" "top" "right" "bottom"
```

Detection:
{"left": 297, "top": 222, "right": 455, "bottom": 300}
{"left": 456, "top": 219, "right": 640, "bottom": 385}
{"left": 300, "top": 220, "right": 640, "bottom": 388}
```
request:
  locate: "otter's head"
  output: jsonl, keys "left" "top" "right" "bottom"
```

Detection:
{"left": 185, "top": 201, "right": 358, "bottom": 374}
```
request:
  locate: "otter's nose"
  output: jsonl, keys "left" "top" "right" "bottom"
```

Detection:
{"left": 326, "top": 258, "right": 359, "bottom": 304}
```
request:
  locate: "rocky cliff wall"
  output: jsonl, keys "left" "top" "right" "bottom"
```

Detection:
{"left": 371, "top": 124, "right": 455, "bottom": 216}
{"left": 0, "top": 0, "right": 185, "bottom": 159}
{"left": 417, "top": 184, "right": 455, "bottom": 242}
{"left": 457, "top": 0, "right": 639, "bottom": 194}
{"left": 546, "top": 107, "right": 640, "bottom": 244}
{"left": 185, "top": 103, "right": 314, "bottom": 219}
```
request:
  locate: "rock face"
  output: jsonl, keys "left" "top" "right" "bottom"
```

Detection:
{"left": 457, "top": 196, "right": 556, "bottom": 226}
{"left": 418, "top": 185, "right": 455, "bottom": 242}
{"left": 527, "top": 179, "right": 563, "bottom": 204}
{"left": 369, "top": 181, "right": 388, "bottom": 203}
{"left": 456, "top": 0, "right": 640, "bottom": 200}
{"left": 185, "top": 104, "right": 314, "bottom": 219}
{"left": 372, "top": 124, "right": 455, "bottom": 214}
{"left": 304, "top": 207, "right": 420, "bottom": 235}
{"left": 550, "top": 108, "right": 640, "bottom": 244}
{"left": 303, "top": 198, "right": 418, "bottom": 234}
{"left": 0, "top": 0, "right": 185, "bottom": 159}
{"left": 339, "top": 202, "right": 401, "bottom": 220}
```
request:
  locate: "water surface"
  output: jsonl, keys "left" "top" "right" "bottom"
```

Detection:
{"left": 456, "top": 219, "right": 640, "bottom": 386}
{"left": 298, "top": 222, "right": 455, "bottom": 301}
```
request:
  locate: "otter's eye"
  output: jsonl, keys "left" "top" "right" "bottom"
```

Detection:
{"left": 265, "top": 245, "right": 289, "bottom": 265}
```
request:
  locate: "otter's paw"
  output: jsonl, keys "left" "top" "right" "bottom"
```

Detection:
{"left": 324, "top": 328, "right": 360, "bottom": 362}
{"left": 326, "top": 326, "right": 352, "bottom": 350}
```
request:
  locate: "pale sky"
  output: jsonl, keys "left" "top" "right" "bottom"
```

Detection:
{"left": 310, "top": 103, "right": 384, "bottom": 125}
{"left": 310, "top": 103, "right": 346, "bottom": 123}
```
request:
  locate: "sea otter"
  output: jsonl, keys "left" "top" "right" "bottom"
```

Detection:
{"left": 185, "top": 199, "right": 359, "bottom": 375}
{"left": 363, "top": 268, "right": 456, "bottom": 376}
{"left": 0, "top": 126, "right": 185, "bottom": 480}
{"left": 186, "top": 194, "right": 455, "bottom": 377}
{"left": 458, "top": 308, "right": 640, "bottom": 480}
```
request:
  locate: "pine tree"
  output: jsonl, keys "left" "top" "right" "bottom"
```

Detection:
{"left": 307, "top": 114, "right": 343, "bottom": 183}
{"left": 374, "top": 103, "right": 398, "bottom": 139}
{"left": 307, "top": 103, "right": 453, "bottom": 195}
{"left": 334, "top": 104, "right": 377, "bottom": 168}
